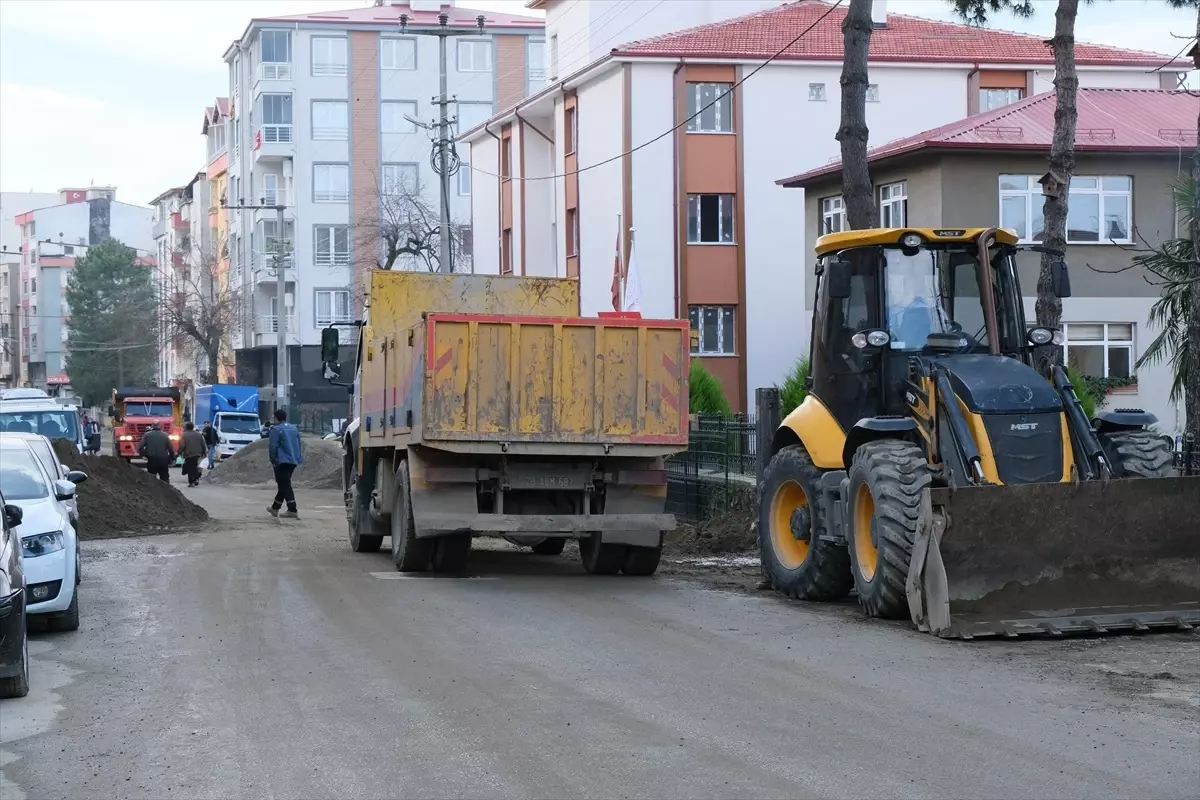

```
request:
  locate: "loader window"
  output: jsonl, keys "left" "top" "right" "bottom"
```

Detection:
{"left": 884, "top": 246, "right": 998, "bottom": 352}
{"left": 810, "top": 250, "right": 883, "bottom": 428}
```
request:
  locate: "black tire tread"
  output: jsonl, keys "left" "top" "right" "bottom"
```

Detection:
{"left": 847, "top": 440, "right": 931, "bottom": 619}
{"left": 580, "top": 535, "right": 626, "bottom": 575}
{"left": 531, "top": 538, "right": 567, "bottom": 555}
{"left": 392, "top": 462, "right": 434, "bottom": 571}
{"left": 1102, "top": 430, "right": 1176, "bottom": 478}
{"left": 51, "top": 590, "right": 80, "bottom": 632}
{"left": 0, "top": 637, "right": 28, "bottom": 699}
{"left": 431, "top": 534, "right": 472, "bottom": 572}
{"left": 758, "top": 445, "right": 853, "bottom": 601}
{"left": 621, "top": 544, "right": 662, "bottom": 576}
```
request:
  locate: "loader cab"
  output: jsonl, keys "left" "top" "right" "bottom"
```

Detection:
{"left": 810, "top": 228, "right": 1036, "bottom": 430}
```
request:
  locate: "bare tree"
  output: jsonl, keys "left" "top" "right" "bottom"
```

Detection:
{"left": 356, "top": 174, "right": 470, "bottom": 273}
{"left": 837, "top": 0, "right": 878, "bottom": 230}
{"left": 158, "top": 238, "right": 240, "bottom": 383}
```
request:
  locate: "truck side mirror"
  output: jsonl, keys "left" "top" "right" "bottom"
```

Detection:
{"left": 1052, "top": 259, "right": 1072, "bottom": 298}
{"left": 321, "top": 327, "right": 341, "bottom": 381}
{"left": 827, "top": 260, "right": 853, "bottom": 299}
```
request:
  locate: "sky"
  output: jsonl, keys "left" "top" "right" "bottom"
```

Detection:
{"left": 0, "top": 0, "right": 1193, "bottom": 207}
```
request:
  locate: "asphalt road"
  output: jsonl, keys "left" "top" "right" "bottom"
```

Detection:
{"left": 2, "top": 483, "right": 1197, "bottom": 800}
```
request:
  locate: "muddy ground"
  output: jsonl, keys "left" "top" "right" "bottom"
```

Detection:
{"left": 206, "top": 436, "right": 343, "bottom": 489}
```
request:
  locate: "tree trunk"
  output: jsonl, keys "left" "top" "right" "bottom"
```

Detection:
{"left": 1033, "top": 0, "right": 1079, "bottom": 378}
{"left": 1186, "top": 4, "right": 1200, "bottom": 443}
{"left": 837, "top": 0, "right": 877, "bottom": 230}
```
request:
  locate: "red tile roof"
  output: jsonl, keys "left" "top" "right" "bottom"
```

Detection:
{"left": 615, "top": 0, "right": 1183, "bottom": 67}
{"left": 260, "top": 3, "right": 542, "bottom": 29}
{"left": 778, "top": 88, "right": 1199, "bottom": 186}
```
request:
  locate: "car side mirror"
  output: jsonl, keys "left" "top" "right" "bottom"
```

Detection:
{"left": 54, "top": 480, "right": 77, "bottom": 502}
{"left": 1052, "top": 259, "right": 1072, "bottom": 298}
{"left": 827, "top": 260, "right": 853, "bottom": 299}
{"left": 2, "top": 504, "right": 22, "bottom": 529}
{"left": 67, "top": 470, "right": 88, "bottom": 485}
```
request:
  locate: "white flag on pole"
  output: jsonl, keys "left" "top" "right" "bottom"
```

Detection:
{"left": 622, "top": 233, "right": 642, "bottom": 313}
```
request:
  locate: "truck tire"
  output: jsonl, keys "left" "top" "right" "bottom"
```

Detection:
{"left": 846, "top": 439, "right": 931, "bottom": 619}
{"left": 392, "top": 461, "right": 433, "bottom": 572}
{"left": 1099, "top": 429, "right": 1176, "bottom": 478}
{"left": 759, "top": 445, "right": 853, "bottom": 602}
{"left": 431, "top": 535, "right": 471, "bottom": 572}
{"left": 531, "top": 538, "right": 566, "bottom": 555}
{"left": 621, "top": 544, "right": 662, "bottom": 576}
{"left": 579, "top": 534, "right": 626, "bottom": 575}
{"left": 348, "top": 468, "right": 383, "bottom": 553}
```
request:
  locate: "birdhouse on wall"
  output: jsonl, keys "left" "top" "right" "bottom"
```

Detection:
{"left": 1038, "top": 171, "right": 1067, "bottom": 199}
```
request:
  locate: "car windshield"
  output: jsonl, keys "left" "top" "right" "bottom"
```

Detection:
{"left": 0, "top": 446, "right": 50, "bottom": 501}
{"left": 125, "top": 401, "right": 174, "bottom": 417}
{"left": 0, "top": 409, "right": 79, "bottom": 441}
{"left": 220, "top": 415, "right": 261, "bottom": 434}
{"left": 883, "top": 245, "right": 1016, "bottom": 353}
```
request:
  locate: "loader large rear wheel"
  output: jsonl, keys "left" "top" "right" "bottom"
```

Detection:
{"left": 847, "top": 440, "right": 931, "bottom": 619}
{"left": 1099, "top": 429, "right": 1176, "bottom": 478}
{"left": 758, "top": 445, "right": 853, "bottom": 601}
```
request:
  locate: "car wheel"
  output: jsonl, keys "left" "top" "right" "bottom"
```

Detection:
{"left": 50, "top": 589, "right": 80, "bottom": 633}
{"left": 0, "top": 616, "right": 29, "bottom": 698}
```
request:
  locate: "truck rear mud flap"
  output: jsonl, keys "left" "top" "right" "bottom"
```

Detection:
{"left": 907, "top": 477, "right": 1200, "bottom": 639}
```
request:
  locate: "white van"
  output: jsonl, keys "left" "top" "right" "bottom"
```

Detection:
{"left": 0, "top": 394, "right": 85, "bottom": 453}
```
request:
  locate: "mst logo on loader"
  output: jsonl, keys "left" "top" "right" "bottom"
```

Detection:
{"left": 1010, "top": 420, "right": 1039, "bottom": 431}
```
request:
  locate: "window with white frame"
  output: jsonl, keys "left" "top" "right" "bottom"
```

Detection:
{"left": 879, "top": 181, "right": 907, "bottom": 228}
{"left": 311, "top": 37, "right": 347, "bottom": 76}
{"left": 808, "top": 83, "right": 826, "bottom": 101}
{"left": 980, "top": 87, "right": 1023, "bottom": 111}
{"left": 315, "top": 289, "right": 352, "bottom": 326}
{"left": 313, "top": 164, "right": 349, "bottom": 203}
{"left": 382, "top": 101, "right": 418, "bottom": 134}
{"left": 820, "top": 196, "right": 847, "bottom": 234}
{"left": 458, "top": 161, "right": 471, "bottom": 196}
{"left": 314, "top": 227, "right": 351, "bottom": 267}
{"left": 688, "top": 306, "right": 736, "bottom": 355}
{"left": 382, "top": 163, "right": 418, "bottom": 196}
{"left": 259, "top": 30, "right": 292, "bottom": 78}
{"left": 528, "top": 39, "right": 546, "bottom": 83}
{"left": 381, "top": 37, "right": 417, "bottom": 70}
{"left": 1061, "top": 322, "right": 1134, "bottom": 379}
{"left": 260, "top": 93, "right": 293, "bottom": 142}
{"left": 311, "top": 101, "right": 348, "bottom": 140}
{"left": 686, "top": 83, "right": 733, "bottom": 133}
{"left": 687, "top": 194, "right": 734, "bottom": 244}
{"left": 459, "top": 226, "right": 473, "bottom": 259}
{"left": 866, "top": 84, "right": 880, "bottom": 102}
{"left": 999, "top": 174, "right": 1133, "bottom": 243}
{"left": 457, "top": 40, "right": 492, "bottom": 72}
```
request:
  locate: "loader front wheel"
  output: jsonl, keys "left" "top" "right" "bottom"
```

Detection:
{"left": 392, "top": 462, "right": 433, "bottom": 571}
{"left": 758, "top": 445, "right": 853, "bottom": 601}
{"left": 847, "top": 440, "right": 931, "bottom": 619}
{"left": 1100, "top": 429, "right": 1176, "bottom": 478}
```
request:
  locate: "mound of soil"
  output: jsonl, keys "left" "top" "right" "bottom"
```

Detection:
{"left": 665, "top": 508, "right": 757, "bottom": 556}
{"left": 51, "top": 439, "right": 209, "bottom": 539}
{"left": 207, "top": 436, "right": 343, "bottom": 489}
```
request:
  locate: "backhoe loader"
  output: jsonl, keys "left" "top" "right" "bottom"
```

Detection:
{"left": 759, "top": 227, "right": 1200, "bottom": 638}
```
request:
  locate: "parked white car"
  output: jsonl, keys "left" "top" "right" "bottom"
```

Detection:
{"left": 0, "top": 438, "right": 83, "bottom": 631}
{"left": 1, "top": 432, "right": 80, "bottom": 527}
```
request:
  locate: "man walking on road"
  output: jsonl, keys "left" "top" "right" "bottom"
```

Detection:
{"left": 267, "top": 408, "right": 304, "bottom": 519}
{"left": 202, "top": 420, "right": 218, "bottom": 469}
{"left": 138, "top": 422, "right": 175, "bottom": 483}
{"left": 180, "top": 422, "right": 208, "bottom": 487}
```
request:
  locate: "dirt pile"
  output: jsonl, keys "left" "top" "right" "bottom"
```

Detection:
{"left": 51, "top": 439, "right": 209, "bottom": 539}
{"left": 207, "top": 436, "right": 343, "bottom": 489}
{"left": 665, "top": 508, "right": 757, "bottom": 556}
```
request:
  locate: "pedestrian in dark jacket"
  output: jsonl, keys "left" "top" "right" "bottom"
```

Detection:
{"left": 180, "top": 422, "right": 208, "bottom": 487}
{"left": 138, "top": 422, "right": 175, "bottom": 482}
{"left": 201, "top": 420, "right": 218, "bottom": 468}
{"left": 267, "top": 408, "right": 304, "bottom": 518}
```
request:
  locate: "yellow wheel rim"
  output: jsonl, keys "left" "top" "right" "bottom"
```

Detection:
{"left": 853, "top": 483, "right": 878, "bottom": 582}
{"left": 770, "top": 480, "right": 810, "bottom": 569}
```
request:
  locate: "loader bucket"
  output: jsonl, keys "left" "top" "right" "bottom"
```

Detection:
{"left": 906, "top": 476, "right": 1200, "bottom": 639}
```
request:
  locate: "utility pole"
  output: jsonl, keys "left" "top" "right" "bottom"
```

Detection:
{"left": 225, "top": 200, "right": 289, "bottom": 414}
{"left": 400, "top": 11, "right": 485, "bottom": 273}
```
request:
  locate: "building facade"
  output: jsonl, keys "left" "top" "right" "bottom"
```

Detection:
{"left": 14, "top": 188, "right": 154, "bottom": 391}
{"left": 1, "top": 192, "right": 62, "bottom": 387}
{"left": 779, "top": 88, "right": 1196, "bottom": 435}
{"left": 464, "top": 0, "right": 1190, "bottom": 411}
{"left": 151, "top": 173, "right": 212, "bottom": 389}
{"left": 220, "top": 0, "right": 543, "bottom": 411}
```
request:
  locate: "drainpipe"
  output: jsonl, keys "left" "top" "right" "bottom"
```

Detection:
{"left": 967, "top": 62, "right": 980, "bottom": 114}
{"left": 672, "top": 58, "right": 685, "bottom": 318}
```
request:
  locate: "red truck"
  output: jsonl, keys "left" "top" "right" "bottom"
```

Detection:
{"left": 111, "top": 387, "right": 183, "bottom": 460}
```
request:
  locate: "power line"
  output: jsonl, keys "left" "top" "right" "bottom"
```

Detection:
{"left": 468, "top": 0, "right": 846, "bottom": 183}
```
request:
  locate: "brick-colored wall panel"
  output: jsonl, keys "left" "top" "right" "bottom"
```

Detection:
{"left": 349, "top": 31, "right": 380, "bottom": 296}
{"left": 495, "top": 35, "right": 527, "bottom": 111}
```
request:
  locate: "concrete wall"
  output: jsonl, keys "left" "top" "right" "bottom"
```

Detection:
{"left": 574, "top": 67, "right": 624, "bottom": 316}
{"left": 469, "top": 133, "right": 501, "bottom": 275}
{"left": 628, "top": 62, "right": 675, "bottom": 320}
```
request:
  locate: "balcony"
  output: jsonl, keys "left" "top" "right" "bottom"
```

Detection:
{"left": 254, "top": 314, "right": 301, "bottom": 347}
{"left": 254, "top": 125, "right": 294, "bottom": 162}
{"left": 258, "top": 61, "right": 293, "bottom": 82}
{"left": 253, "top": 250, "right": 295, "bottom": 282}
{"left": 314, "top": 251, "right": 351, "bottom": 268}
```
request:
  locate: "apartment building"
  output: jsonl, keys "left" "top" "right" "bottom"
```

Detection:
{"left": 779, "top": 88, "right": 1197, "bottom": 435}
{"left": 220, "top": 0, "right": 543, "bottom": 412}
{"left": 463, "top": 0, "right": 1190, "bottom": 411}
{"left": 1, "top": 192, "right": 61, "bottom": 387}
{"left": 13, "top": 188, "right": 154, "bottom": 390}
{"left": 150, "top": 172, "right": 211, "bottom": 388}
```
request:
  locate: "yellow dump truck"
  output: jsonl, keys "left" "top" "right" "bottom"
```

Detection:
{"left": 320, "top": 270, "right": 690, "bottom": 575}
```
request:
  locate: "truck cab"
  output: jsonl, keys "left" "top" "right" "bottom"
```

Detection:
{"left": 111, "top": 387, "right": 182, "bottom": 460}
{"left": 194, "top": 384, "right": 260, "bottom": 460}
